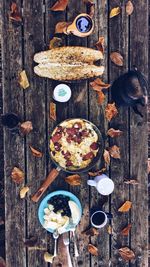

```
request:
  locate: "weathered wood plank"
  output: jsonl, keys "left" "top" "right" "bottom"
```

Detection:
{"left": 109, "top": 1, "right": 130, "bottom": 266}
{"left": 129, "top": 0, "right": 148, "bottom": 266}
{"left": 2, "top": 0, "right": 26, "bottom": 266}
{"left": 23, "top": 1, "right": 47, "bottom": 266}
{"left": 88, "top": 1, "right": 110, "bottom": 266}
{"left": 67, "top": 2, "right": 90, "bottom": 266}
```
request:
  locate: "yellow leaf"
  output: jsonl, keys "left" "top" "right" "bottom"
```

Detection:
{"left": 18, "top": 70, "right": 29, "bottom": 89}
{"left": 109, "top": 7, "right": 120, "bottom": 18}
{"left": 118, "top": 201, "right": 132, "bottom": 212}
{"left": 20, "top": 186, "right": 29, "bottom": 199}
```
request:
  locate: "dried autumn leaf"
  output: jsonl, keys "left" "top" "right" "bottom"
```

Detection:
{"left": 65, "top": 174, "right": 81, "bottom": 186}
{"left": 50, "top": 0, "right": 68, "bottom": 11}
{"left": 119, "top": 247, "right": 135, "bottom": 261}
{"left": 55, "top": 22, "right": 71, "bottom": 34}
{"left": 110, "top": 52, "right": 123, "bottom": 66}
{"left": 103, "top": 149, "right": 110, "bottom": 166}
{"left": 0, "top": 257, "right": 6, "bottom": 267}
{"left": 83, "top": 0, "right": 95, "bottom": 18}
{"left": 118, "top": 201, "right": 132, "bottom": 212}
{"left": 107, "top": 128, "right": 123, "bottom": 138}
{"left": 121, "top": 224, "right": 132, "bottom": 236}
{"left": 75, "top": 89, "right": 86, "bottom": 103}
{"left": 20, "top": 121, "right": 33, "bottom": 135}
{"left": 88, "top": 167, "right": 106, "bottom": 177}
{"left": 109, "top": 145, "right": 120, "bottom": 159}
{"left": 109, "top": 7, "right": 120, "bottom": 18}
{"left": 11, "top": 167, "right": 24, "bottom": 184}
{"left": 90, "top": 78, "right": 110, "bottom": 92}
{"left": 50, "top": 102, "right": 56, "bottom": 121}
{"left": 124, "top": 179, "right": 139, "bottom": 185}
{"left": 44, "top": 252, "right": 54, "bottom": 263}
{"left": 82, "top": 227, "right": 99, "bottom": 236}
{"left": 126, "top": 1, "right": 134, "bottom": 15}
{"left": 20, "top": 186, "right": 29, "bottom": 199}
{"left": 107, "top": 225, "right": 112, "bottom": 235}
{"left": 49, "top": 37, "right": 63, "bottom": 49}
{"left": 24, "top": 236, "right": 38, "bottom": 247}
{"left": 95, "top": 37, "right": 105, "bottom": 54}
{"left": 9, "top": 2, "right": 22, "bottom": 22}
{"left": 97, "top": 91, "right": 105, "bottom": 105}
{"left": 29, "top": 146, "right": 43, "bottom": 158}
{"left": 105, "top": 102, "right": 118, "bottom": 121}
{"left": 18, "top": 70, "right": 30, "bottom": 89}
{"left": 88, "top": 244, "right": 98, "bottom": 256}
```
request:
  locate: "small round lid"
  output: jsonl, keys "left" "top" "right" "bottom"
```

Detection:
{"left": 53, "top": 84, "right": 72, "bottom": 103}
{"left": 98, "top": 178, "right": 114, "bottom": 196}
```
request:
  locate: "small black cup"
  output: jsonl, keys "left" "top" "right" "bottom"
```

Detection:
{"left": 1, "top": 113, "right": 21, "bottom": 134}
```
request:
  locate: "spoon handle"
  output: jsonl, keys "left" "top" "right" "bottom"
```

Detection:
{"left": 54, "top": 238, "right": 57, "bottom": 257}
{"left": 72, "top": 231, "right": 79, "bottom": 257}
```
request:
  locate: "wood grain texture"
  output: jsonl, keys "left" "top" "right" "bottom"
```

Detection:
{"left": 129, "top": 0, "right": 148, "bottom": 266}
{"left": 2, "top": 1, "right": 26, "bottom": 266}
{"left": 23, "top": 1, "right": 47, "bottom": 266}
{"left": 109, "top": 1, "right": 130, "bottom": 266}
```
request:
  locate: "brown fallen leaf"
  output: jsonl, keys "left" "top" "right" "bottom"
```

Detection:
{"left": 20, "top": 121, "right": 33, "bottom": 135}
{"left": 20, "top": 186, "right": 29, "bottom": 199}
{"left": 107, "top": 225, "right": 112, "bottom": 235}
{"left": 65, "top": 174, "right": 81, "bottom": 186}
{"left": 75, "top": 88, "right": 86, "bottom": 103}
{"left": 82, "top": 227, "right": 99, "bottom": 236}
{"left": 9, "top": 2, "right": 22, "bottom": 22}
{"left": 105, "top": 102, "right": 118, "bottom": 121}
{"left": 50, "top": 102, "right": 56, "bottom": 121}
{"left": 109, "top": 145, "right": 120, "bottom": 159}
{"left": 44, "top": 252, "right": 54, "bottom": 263}
{"left": 11, "top": 167, "right": 24, "bottom": 184}
{"left": 118, "top": 201, "right": 132, "bottom": 212}
{"left": 49, "top": 37, "right": 63, "bottom": 49}
{"left": 119, "top": 247, "right": 135, "bottom": 261}
{"left": 124, "top": 179, "right": 139, "bottom": 185}
{"left": 88, "top": 167, "right": 106, "bottom": 177}
{"left": 18, "top": 70, "right": 30, "bottom": 89}
{"left": 103, "top": 149, "right": 110, "bottom": 166}
{"left": 29, "top": 146, "right": 43, "bottom": 158}
{"left": 121, "top": 224, "right": 132, "bottom": 236}
{"left": 55, "top": 21, "right": 71, "bottom": 33}
{"left": 50, "top": 0, "right": 68, "bottom": 11}
{"left": 126, "top": 1, "right": 134, "bottom": 15}
{"left": 97, "top": 91, "right": 105, "bottom": 105}
{"left": 110, "top": 52, "right": 123, "bottom": 66}
{"left": 90, "top": 78, "right": 110, "bottom": 92}
{"left": 88, "top": 244, "right": 98, "bottom": 256}
{"left": 95, "top": 37, "right": 105, "bottom": 54}
{"left": 0, "top": 257, "right": 6, "bottom": 267}
{"left": 83, "top": 0, "right": 95, "bottom": 17}
{"left": 107, "top": 128, "right": 123, "bottom": 138}
{"left": 24, "top": 236, "right": 38, "bottom": 247}
{"left": 109, "top": 7, "right": 120, "bottom": 18}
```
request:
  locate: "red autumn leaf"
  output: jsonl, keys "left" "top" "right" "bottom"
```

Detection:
{"left": 103, "top": 149, "right": 110, "bottom": 166}
{"left": 50, "top": 102, "right": 56, "bottom": 121}
{"left": 29, "top": 146, "right": 43, "bottom": 158}
{"left": 82, "top": 227, "right": 99, "bottom": 236}
{"left": 119, "top": 247, "right": 135, "bottom": 261}
{"left": 110, "top": 52, "right": 124, "bottom": 66}
{"left": 50, "top": 0, "right": 68, "bottom": 11}
{"left": 107, "top": 128, "right": 123, "bottom": 138}
{"left": 126, "top": 1, "right": 134, "bottom": 15}
{"left": 20, "top": 121, "right": 33, "bottom": 135}
{"left": 90, "top": 78, "right": 110, "bottom": 92}
{"left": 95, "top": 37, "right": 105, "bottom": 54}
{"left": 88, "top": 167, "right": 106, "bottom": 177}
{"left": 118, "top": 201, "right": 132, "bottom": 212}
{"left": 55, "top": 21, "right": 71, "bottom": 34}
{"left": 97, "top": 91, "right": 105, "bottom": 105}
{"left": 88, "top": 244, "right": 98, "bottom": 256}
{"left": 105, "top": 102, "right": 118, "bottom": 121}
{"left": 83, "top": 0, "right": 95, "bottom": 17}
{"left": 11, "top": 167, "right": 24, "bottom": 184}
{"left": 9, "top": 2, "right": 22, "bottom": 22}
{"left": 65, "top": 174, "right": 81, "bottom": 186}
{"left": 109, "top": 145, "right": 120, "bottom": 159}
{"left": 121, "top": 224, "right": 132, "bottom": 236}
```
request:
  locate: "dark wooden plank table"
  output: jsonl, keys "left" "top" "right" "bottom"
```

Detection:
{"left": 1, "top": 0, "right": 148, "bottom": 266}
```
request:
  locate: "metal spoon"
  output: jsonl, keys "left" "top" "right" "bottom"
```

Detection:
{"left": 53, "top": 230, "right": 59, "bottom": 257}
{"left": 69, "top": 222, "right": 79, "bottom": 257}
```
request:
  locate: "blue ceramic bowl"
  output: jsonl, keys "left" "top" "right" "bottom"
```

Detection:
{"left": 38, "top": 190, "right": 82, "bottom": 233}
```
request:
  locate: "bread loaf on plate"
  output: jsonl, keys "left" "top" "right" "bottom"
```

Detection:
{"left": 34, "top": 46, "right": 104, "bottom": 81}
